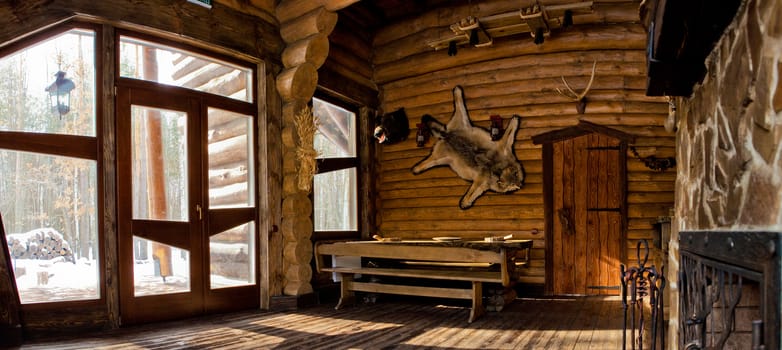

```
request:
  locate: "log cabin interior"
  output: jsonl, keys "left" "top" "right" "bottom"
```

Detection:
{"left": 0, "top": 0, "right": 780, "bottom": 349}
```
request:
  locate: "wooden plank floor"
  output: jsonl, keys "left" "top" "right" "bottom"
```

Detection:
{"left": 17, "top": 296, "right": 626, "bottom": 349}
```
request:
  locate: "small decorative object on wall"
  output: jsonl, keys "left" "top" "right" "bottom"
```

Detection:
{"left": 415, "top": 122, "right": 429, "bottom": 147}
{"left": 412, "top": 86, "right": 525, "bottom": 209}
{"left": 373, "top": 108, "right": 409, "bottom": 145}
{"left": 490, "top": 115, "right": 504, "bottom": 141}
{"left": 630, "top": 146, "right": 676, "bottom": 172}
{"left": 295, "top": 105, "right": 319, "bottom": 192}
{"left": 427, "top": 2, "right": 594, "bottom": 54}
{"left": 555, "top": 61, "right": 596, "bottom": 114}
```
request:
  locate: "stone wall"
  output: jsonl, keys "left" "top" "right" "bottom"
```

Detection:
{"left": 670, "top": 0, "right": 782, "bottom": 344}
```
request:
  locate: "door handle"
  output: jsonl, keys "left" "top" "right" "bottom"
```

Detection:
{"left": 195, "top": 204, "right": 202, "bottom": 220}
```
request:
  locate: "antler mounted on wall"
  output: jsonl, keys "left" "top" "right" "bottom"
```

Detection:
{"left": 556, "top": 61, "right": 597, "bottom": 114}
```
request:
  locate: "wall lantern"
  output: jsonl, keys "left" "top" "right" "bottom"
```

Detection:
{"left": 45, "top": 71, "right": 75, "bottom": 117}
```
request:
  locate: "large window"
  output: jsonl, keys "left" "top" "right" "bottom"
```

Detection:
{"left": 312, "top": 97, "right": 358, "bottom": 234}
{"left": 0, "top": 27, "right": 100, "bottom": 304}
{"left": 119, "top": 36, "right": 253, "bottom": 103}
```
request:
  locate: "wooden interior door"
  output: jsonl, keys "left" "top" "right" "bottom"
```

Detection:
{"left": 550, "top": 133, "right": 624, "bottom": 295}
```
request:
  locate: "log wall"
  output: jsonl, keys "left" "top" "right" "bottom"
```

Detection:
{"left": 371, "top": 0, "right": 674, "bottom": 286}
{"left": 320, "top": 4, "right": 379, "bottom": 106}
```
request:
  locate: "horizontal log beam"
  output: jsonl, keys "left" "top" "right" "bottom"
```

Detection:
{"left": 374, "top": 23, "right": 647, "bottom": 84}
{"left": 0, "top": 0, "right": 283, "bottom": 59}
{"left": 280, "top": 7, "right": 337, "bottom": 44}
{"left": 373, "top": 3, "right": 643, "bottom": 65}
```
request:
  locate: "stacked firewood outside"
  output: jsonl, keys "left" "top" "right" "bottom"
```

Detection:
{"left": 6, "top": 228, "right": 74, "bottom": 262}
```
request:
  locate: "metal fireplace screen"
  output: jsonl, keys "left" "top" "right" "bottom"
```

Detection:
{"left": 679, "top": 231, "right": 780, "bottom": 350}
{"left": 621, "top": 239, "right": 666, "bottom": 350}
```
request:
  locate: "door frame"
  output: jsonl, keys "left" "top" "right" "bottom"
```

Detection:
{"left": 115, "top": 79, "right": 261, "bottom": 324}
{"left": 532, "top": 121, "right": 635, "bottom": 295}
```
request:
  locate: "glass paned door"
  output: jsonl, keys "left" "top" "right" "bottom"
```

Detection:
{"left": 130, "top": 106, "right": 192, "bottom": 297}
{"left": 117, "top": 87, "right": 203, "bottom": 324}
{"left": 206, "top": 108, "right": 255, "bottom": 290}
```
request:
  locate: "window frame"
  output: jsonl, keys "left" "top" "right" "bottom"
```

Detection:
{"left": 0, "top": 21, "right": 105, "bottom": 310}
{"left": 312, "top": 91, "right": 362, "bottom": 242}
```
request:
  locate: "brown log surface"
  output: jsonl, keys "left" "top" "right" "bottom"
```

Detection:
{"left": 371, "top": 3, "right": 673, "bottom": 289}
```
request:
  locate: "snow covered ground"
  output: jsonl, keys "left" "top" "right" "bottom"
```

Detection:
{"left": 11, "top": 257, "right": 99, "bottom": 304}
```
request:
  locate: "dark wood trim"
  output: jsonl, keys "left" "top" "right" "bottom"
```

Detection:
{"left": 532, "top": 126, "right": 590, "bottom": 145}
{"left": 312, "top": 231, "right": 361, "bottom": 241}
{"left": 115, "top": 77, "right": 256, "bottom": 116}
{"left": 0, "top": 21, "right": 101, "bottom": 59}
{"left": 0, "top": 213, "right": 23, "bottom": 347}
{"left": 542, "top": 143, "right": 554, "bottom": 295}
{"left": 100, "top": 23, "right": 120, "bottom": 329}
{"left": 358, "top": 106, "right": 377, "bottom": 240}
{"left": 619, "top": 141, "right": 628, "bottom": 265}
{"left": 531, "top": 120, "right": 636, "bottom": 145}
{"left": 316, "top": 157, "right": 359, "bottom": 174}
{"left": 0, "top": 131, "right": 97, "bottom": 160}
{"left": 130, "top": 220, "right": 192, "bottom": 250}
{"left": 317, "top": 65, "right": 379, "bottom": 108}
{"left": 577, "top": 121, "right": 636, "bottom": 144}
{"left": 0, "top": 1, "right": 283, "bottom": 61}
{"left": 207, "top": 208, "right": 256, "bottom": 236}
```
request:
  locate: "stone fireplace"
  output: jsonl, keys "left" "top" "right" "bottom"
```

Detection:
{"left": 665, "top": 0, "right": 782, "bottom": 347}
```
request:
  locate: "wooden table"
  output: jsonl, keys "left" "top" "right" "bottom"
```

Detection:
{"left": 314, "top": 239, "right": 532, "bottom": 322}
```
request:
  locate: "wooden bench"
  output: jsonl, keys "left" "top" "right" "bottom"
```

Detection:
{"left": 314, "top": 239, "right": 532, "bottom": 323}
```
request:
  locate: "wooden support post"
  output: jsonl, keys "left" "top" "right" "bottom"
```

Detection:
{"left": 282, "top": 34, "right": 330, "bottom": 69}
{"left": 280, "top": 7, "right": 338, "bottom": 44}
{"left": 276, "top": 63, "right": 318, "bottom": 102}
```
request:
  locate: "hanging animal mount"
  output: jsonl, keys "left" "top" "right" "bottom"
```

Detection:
{"left": 412, "top": 86, "right": 525, "bottom": 209}
{"left": 556, "top": 61, "right": 597, "bottom": 114}
{"left": 374, "top": 108, "right": 409, "bottom": 144}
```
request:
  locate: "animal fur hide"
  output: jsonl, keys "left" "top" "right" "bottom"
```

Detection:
{"left": 412, "top": 86, "right": 525, "bottom": 209}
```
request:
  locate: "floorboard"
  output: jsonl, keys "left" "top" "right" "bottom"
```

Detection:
{"left": 16, "top": 296, "right": 627, "bottom": 350}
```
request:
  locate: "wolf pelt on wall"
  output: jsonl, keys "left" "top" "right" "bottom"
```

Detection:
{"left": 374, "top": 108, "right": 409, "bottom": 144}
{"left": 412, "top": 86, "right": 525, "bottom": 209}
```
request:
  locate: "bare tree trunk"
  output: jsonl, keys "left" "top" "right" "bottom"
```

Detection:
{"left": 142, "top": 47, "right": 172, "bottom": 278}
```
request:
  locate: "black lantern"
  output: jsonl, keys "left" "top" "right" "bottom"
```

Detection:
{"left": 45, "top": 71, "right": 75, "bottom": 117}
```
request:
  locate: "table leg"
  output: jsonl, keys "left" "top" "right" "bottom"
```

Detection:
{"left": 469, "top": 281, "right": 485, "bottom": 323}
{"left": 335, "top": 273, "right": 355, "bottom": 310}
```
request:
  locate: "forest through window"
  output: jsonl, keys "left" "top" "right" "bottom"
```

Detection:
{"left": 0, "top": 28, "right": 99, "bottom": 303}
